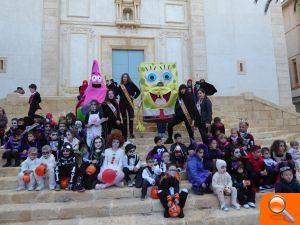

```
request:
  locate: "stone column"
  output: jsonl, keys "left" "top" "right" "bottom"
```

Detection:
{"left": 40, "top": 0, "right": 60, "bottom": 96}
{"left": 188, "top": 0, "right": 208, "bottom": 81}
{"left": 270, "top": 2, "right": 294, "bottom": 109}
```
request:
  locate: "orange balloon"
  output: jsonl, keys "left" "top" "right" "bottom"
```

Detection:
{"left": 60, "top": 177, "right": 69, "bottom": 189}
{"left": 23, "top": 174, "right": 30, "bottom": 183}
{"left": 150, "top": 186, "right": 159, "bottom": 199}
{"left": 168, "top": 203, "right": 181, "bottom": 217}
{"left": 35, "top": 164, "right": 47, "bottom": 177}
{"left": 86, "top": 164, "right": 97, "bottom": 175}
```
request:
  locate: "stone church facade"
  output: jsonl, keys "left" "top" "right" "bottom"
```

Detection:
{"left": 0, "top": 0, "right": 294, "bottom": 109}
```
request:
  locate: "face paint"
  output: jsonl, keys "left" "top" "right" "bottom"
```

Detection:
{"left": 94, "top": 139, "right": 102, "bottom": 149}
{"left": 29, "top": 152, "right": 38, "bottom": 160}
{"left": 112, "top": 139, "right": 120, "bottom": 149}
{"left": 42, "top": 151, "right": 51, "bottom": 159}
{"left": 168, "top": 166, "right": 177, "bottom": 177}
{"left": 233, "top": 149, "right": 241, "bottom": 159}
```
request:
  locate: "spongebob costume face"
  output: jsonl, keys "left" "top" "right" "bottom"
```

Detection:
{"left": 138, "top": 62, "right": 178, "bottom": 122}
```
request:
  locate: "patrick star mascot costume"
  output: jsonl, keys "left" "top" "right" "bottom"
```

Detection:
{"left": 76, "top": 60, "right": 107, "bottom": 122}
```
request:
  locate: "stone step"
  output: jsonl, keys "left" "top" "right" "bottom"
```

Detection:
{"left": 0, "top": 208, "right": 260, "bottom": 225}
{"left": 0, "top": 192, "right": 263, "bottom": 223}
{"left": 0, "top": 167, "right": 19, "bottom": 177}
{"left": 0, "top": 181, "right": 192, "bottom": 205}
{"left": 255, "top": 133, "right": 299, "bottom": 147}
{"left": 0, "top": 171, "right": 188, "bottom": 190}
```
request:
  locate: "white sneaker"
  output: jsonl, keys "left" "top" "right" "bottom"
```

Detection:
{"left": 49, "top": 186, "right": 55, "bottom": 191}
{"left": 27, "top": 186, "right": 34, "bottom": 191}
{"left": 243, "top": 204, "right": 250, "bottom": 209}
{"left": 127, "top": 180, "right": 133, "bottom": 187}
{"left": 16, "top": 186, "right": 25, "bottom": 191}
{"left": 221, "top": 205, "right": 229, "bottom": 212}
{"left": 95, "top": 183, "right": 106, "bottom": 190}
{"left": 248, "top": 202, "right": 256, "bottom": 208}
{"left": 132, "top": 180, "right": 136, "bottom": 186}
{"left": 232, "top": 203, "right": 241, "bottom": 210}
{"left": 36, "top": 185, "right": 44, "bottom": 191}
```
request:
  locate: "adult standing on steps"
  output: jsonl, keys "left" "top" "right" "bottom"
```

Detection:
{"left": 117, "top": 73, "right": 140, "bottom": 139}
{"left": 195, "top": 89, "right": 212, "bottom": 145}
{"left": 164, "top": 84, "right": 196, "bottom": 147}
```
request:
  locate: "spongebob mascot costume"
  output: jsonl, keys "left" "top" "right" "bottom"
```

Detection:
{"left": 137, "top": 62, "right": 178, "bottom": 131}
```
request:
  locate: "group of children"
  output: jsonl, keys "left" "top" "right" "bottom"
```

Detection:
{"left": 1, "top": 106, "right": 300, "bottom": 216}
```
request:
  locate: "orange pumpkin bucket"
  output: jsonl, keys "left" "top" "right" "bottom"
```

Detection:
{"left": 86, "top": 164, "right": 97, "bottom": 175}
{"left": 35, "top": 164, "right": 47, "bottom": 177}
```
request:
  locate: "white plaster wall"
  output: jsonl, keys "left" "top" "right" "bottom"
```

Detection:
{"left": 204, "top": 0, "right": 280, "bottom": 104}
{"left": 0, "top": 0, "right": 43, "bottom": 98}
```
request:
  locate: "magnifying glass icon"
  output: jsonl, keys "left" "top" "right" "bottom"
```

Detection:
{"left": 268, "top": 195, "right": 295, "bottom": 223}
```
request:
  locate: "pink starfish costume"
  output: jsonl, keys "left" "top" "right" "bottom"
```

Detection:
{"left": 76, "top": 60, "right": 107, "bottom": 121}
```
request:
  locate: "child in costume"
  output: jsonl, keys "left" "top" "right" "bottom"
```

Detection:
{"left": 160, "top": 151, "right": 172, "bottom": 175}
{"left": 3, "top": 130, "right": 24, "bottom": 167}
{"left": 148, "top": 136, "right": 168, "bottom": 164}
{"left": 35, "top": 145, "right": 56, "bottom": 191}
{"left": 85, "top": 100, "right": 108, "bottom": 147}
{"left": 204, "top": 139, "right": 223, "bottom": 173}
{"left": 212, "top": 159, "right": 240, "bottom": 211}
{"left": 123, "top": 143, "right": 142, "bottom": 187}
{"left": 262, "top": 147, "right": 278, "bottom": 187}
{"left": 170, "top": 133, "right": 187, "bottom": 171}
{"left": 48, "top": 129, "right": 61, "bottom": 160}
{"left": 0, "top": 107, "right": 7, "bottom": 146}
{"left": 288, "top": 141, "right": 300, "bottom": 170}
{"left": 231, "top": 162, "right": 256, "bottom": 209}
{"left": 64, "top": 129, "right": 80, "bottom": 153}
{"left": 79, "top": 136, "right": 105, "bottom": 190}
{"left": 228, "top": 128, "right": 244, "bottom": 148}
{"left": 158, "top": 165, "right": 188, "bottom": 218}
{"left": 16, "top": 147, "right": 40, "bottom": 191}
{"left": 97, "top": 131, "right": 125, "bottom": 189}
{"left": 210, "top": 117, "right": 225, "bottom": 138}
{"left": 186, "top": 144, "right": 212, "bottom": 195}
{"left": 141, "top": 156, "right": 162, "bottom": 200}
{"left": 245, "top": 146, "right": 271, "bottom": 191}
{"left": 275, "top": 162, "right": 300, "bottom": 193}
{"left": 24, "top": 131, "right": 41, "bottom": 158}
{"left": 227, "top": 147, "right": 247, "bottom": 175}
{"left": 58, "top": 122, "right": 67, "bottom": 141}
{"left": 217, "top": 133, "right": 230, "bottom": 159}
{"left": 4, "top": 118, "right": 18, "bottom": 142}
{"left": 239, "top": 121, "right": 255, "bottom": 151}
{"left": 55, "top": 143, "right": 78, "bottom": 191}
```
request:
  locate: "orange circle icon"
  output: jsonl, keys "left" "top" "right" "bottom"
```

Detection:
{"left": 269, "top": 196, "right": 286, "bottom": 214}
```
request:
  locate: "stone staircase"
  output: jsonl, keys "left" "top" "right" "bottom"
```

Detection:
{"left": 0, "top": 161, "right": 261, "bottom": 225}
{"left": 2, "top": 92, "right": 300, "bottom": 224}
{"left": 0, "top": 125, "right": 280, "bottom": 225}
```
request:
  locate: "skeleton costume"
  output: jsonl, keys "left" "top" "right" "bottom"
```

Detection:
{"left": 55, "top": 143, "right": 78, "bottom": 190}
{"left": 35, "top": 153, "right": 56, "bottom": 190}
{"left": 170, "top": 144, "right": 187, "bottom": 171}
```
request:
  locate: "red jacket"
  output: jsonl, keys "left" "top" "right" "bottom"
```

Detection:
{"left": 246, "top": 154, "right": 265, "bottom": 173}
